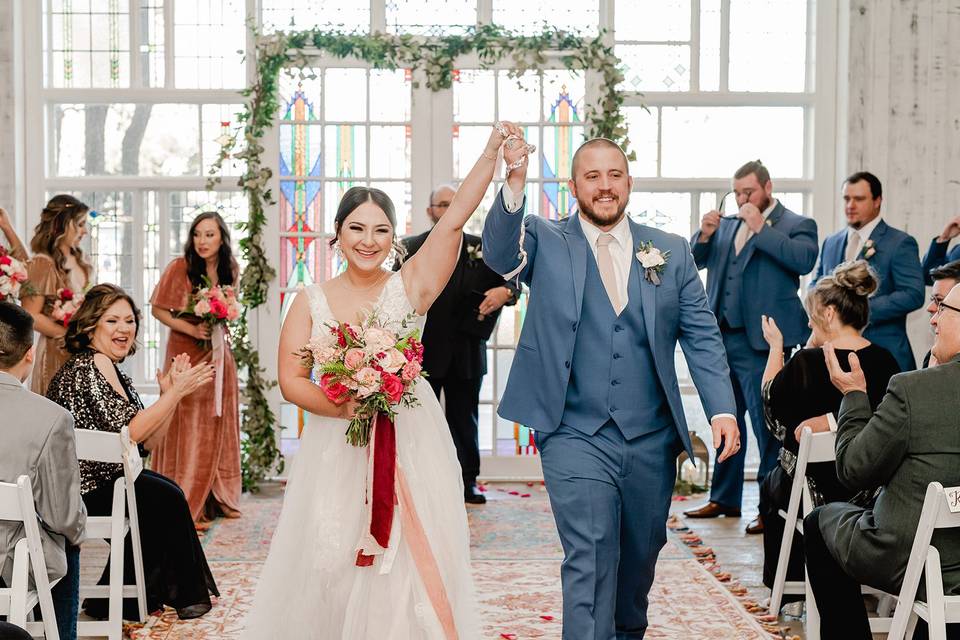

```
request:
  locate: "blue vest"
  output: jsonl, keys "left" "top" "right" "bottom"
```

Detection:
{"left": 719, "top": 230, "right": 747, "bottom": 328}
{"left": 561, "top": 250, "right": 672, "bottom": 439}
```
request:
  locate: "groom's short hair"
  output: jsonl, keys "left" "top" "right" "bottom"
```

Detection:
{"left": 571, "top": 138, "right": 629, "bottom": 180}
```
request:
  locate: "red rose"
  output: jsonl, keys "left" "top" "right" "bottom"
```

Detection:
{"left": 380, "top": 372, "right": 404, "bottom": 404}
{"left": 320, "top": 373, "right": 350, "bottom": 405}
{"left": 209, "top": 297, "right": 229, "bottom": 319}
{"left": 59, "top": 288, "right": 74, "bottom": 301}
{"left": 0, "top": 255, "right": 10, "bottom": 266}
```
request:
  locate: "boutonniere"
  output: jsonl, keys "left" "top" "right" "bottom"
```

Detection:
{"left": 466, "top": 243, "right": 483, "bottom": 266}
{"left": 859, "top": 239, "right": 877, "bottom": 260}
{"left": 765, "top": 217, "right": 773, "bottom": 227}
{"left": 635, "top": 241, "right": 670, "bottom": 285}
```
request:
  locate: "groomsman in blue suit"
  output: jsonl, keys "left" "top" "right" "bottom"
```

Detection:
{"left": 684, "top": 160, "right": 818, "bottom": 534}
{"left": 920, "top": 215, "right": 960, "bottom": 285}
{"left": 812, "top": 171, "right": 925, "bottom": 372}
{"left": 483, "top": 136, "right": 739, "bottom": 640}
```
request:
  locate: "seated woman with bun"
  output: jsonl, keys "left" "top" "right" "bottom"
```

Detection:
{"left": 757, "top": 260, "right": 901, "bottom": 607}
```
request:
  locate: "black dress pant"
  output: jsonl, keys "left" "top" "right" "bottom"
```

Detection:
{"left": 81, "top": 469, "right": 218, "bottom": 621}
{"left": 428, "top": 376, "right": 483, "bottom": 487}
{"left": 804, "top": 506, "right": 960, "bottom": 640}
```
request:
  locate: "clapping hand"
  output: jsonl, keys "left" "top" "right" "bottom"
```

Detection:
{"left": 170, "top": 359, "right": 216, "bottom": 397}
{"left": 760, "top": 315, "right": 783, "bottom": 351}
{"left": 156, "top": 353, "right": 192, "bottom": 394}
{"left": 823, "top": 342, "right": 867, "bottom": 395}
{"left": 938, "top": 215, "right": 960, "bottom": 243}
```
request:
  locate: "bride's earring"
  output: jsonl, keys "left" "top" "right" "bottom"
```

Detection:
{"left": 333, "top": 240, "right": 344, "bottom": 262}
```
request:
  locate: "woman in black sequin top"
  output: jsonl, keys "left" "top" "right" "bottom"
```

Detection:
{"left": 46, "top": 284, "right": 220, "bottom": 621}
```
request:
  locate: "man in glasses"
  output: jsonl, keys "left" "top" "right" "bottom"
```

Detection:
{"left": 923, "top": 259, "right": 960, "bottom": 367}
{"left": 685, "top": 160, "right": 819, "bottom": 535}
{"left": 804, "top": 281, "right": 960, "bottom": 638}
{"left": 395, "top": 183, "right": 519, "bottom": 504}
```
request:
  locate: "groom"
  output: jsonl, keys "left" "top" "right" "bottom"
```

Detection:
{"left": 483, "top": 137, "right": 739, "bottom": 639}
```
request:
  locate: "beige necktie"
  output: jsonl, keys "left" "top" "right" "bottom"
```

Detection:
{"left": 734, "top": 220, "right": 751, "bottom": 256}
{"left": 596, "top": 234, "right": 623, "bottom": 314}
{"left": 845, "top": 232, "right": 862, "bottom": 262}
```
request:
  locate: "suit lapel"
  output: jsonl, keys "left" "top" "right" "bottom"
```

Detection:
{"left": 564, "top": 215, "right": 588, "bottom": 314}
{"left": 628, "top": 220, "right": 657, "bottom": 350}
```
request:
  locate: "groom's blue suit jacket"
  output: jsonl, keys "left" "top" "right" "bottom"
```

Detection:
{"left": 482, "top": 190, "right": 736, "bottom": 458}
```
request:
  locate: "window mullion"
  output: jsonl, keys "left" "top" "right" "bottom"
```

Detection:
{"left": 370, "top": 0, "right": 385, "bottom": 33}
{"left": 719, "top": 0, "right": 730, "bottom": 92}
{"left": 129, "top": 0, "right": 141, "bottom": 88}
{"left": 476, "top": 0, "right": 492, "bottom": 25}
{"left": 690, "top": 0, "right": 700, "bottom": 92}
{"left": 165, "top": 0, "right": 176, "bottom": 88}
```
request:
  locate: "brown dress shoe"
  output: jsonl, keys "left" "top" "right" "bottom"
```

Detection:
{"left": 745, "top": 515, "right": 764, "bottom": 534}
{"left": 683, "top": 501, "right": 742, "bottom": 518}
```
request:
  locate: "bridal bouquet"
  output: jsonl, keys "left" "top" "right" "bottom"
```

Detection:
{"left": 184, "top": 278, "right": 242, "bottom": 328}
{"left": 51, "top": 288, "right": 84, "bottom": 326}
{"left": 0, "top": 247, "right": 28, "bottom": 302}
{"left": 298, "top": 313, "right": 425, "bottom": 447}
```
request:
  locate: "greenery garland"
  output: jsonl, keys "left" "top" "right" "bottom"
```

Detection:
{"left": 209, "top": 23, "right": 631, "bottom": 491}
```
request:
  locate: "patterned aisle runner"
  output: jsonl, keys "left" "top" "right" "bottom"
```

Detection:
{"left": 125, "top": 483, "right": 771, "bottom": 639}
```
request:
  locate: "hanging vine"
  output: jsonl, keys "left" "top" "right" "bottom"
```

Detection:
{"left": 209, "top": 23, "right": 632, "bottom": 491}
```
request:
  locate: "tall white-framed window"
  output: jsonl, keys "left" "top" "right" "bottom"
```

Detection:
{"left": 23, "top": 0, "right": 841, "bottom": 479}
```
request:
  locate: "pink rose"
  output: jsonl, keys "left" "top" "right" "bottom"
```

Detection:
{"left": 354, "top": 367, "right": 381, "bottom": 398}
{"left": 400, "top": 360, "right": 421, "bottom": 382}
{"left": 344, "top": 348, "right": 366, "bottom": 370}
{"left": 377, "top": 348, "right": 407, "bottom": 373}
{"left": 194, "top": 299, "right": 211, "bottom": 316}
{"left": 380, "top": 373, "right": 404, "bottom": 404}
{"left": 226, "top": 304, "right": 240, "bottom": 321}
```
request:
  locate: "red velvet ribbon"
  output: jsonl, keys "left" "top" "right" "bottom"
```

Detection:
{"left": 356, "top": 413, "right": 397, "bottom": 566}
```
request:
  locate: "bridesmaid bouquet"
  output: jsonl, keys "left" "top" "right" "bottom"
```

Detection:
{"left": 185, "top": 278, "right": 242, "bottom": 328}
{"left": 297, "top": 313, "right": 426, "bottom": 447}
{"left": 0, "top": 247, "right": 28, "bottom": 302}
{"left": 51, "top": 288, "right": 84, "bottom": 326}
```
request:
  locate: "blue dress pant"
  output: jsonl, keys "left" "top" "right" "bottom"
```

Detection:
{"left": 537, "top": 421, "right": 682, "bottom": 640}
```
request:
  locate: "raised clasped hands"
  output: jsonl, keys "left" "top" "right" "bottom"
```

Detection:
{"left": 492, "top": 121, "right": 535, "bottom": 172}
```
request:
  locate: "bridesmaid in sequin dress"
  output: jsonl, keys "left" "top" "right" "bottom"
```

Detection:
{"left": 20, "top": 195, "right": 92, "bottom": 396}
{"left": 150, "top": 211, "right": 242, "bottom": 527}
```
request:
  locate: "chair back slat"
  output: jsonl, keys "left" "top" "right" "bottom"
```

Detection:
{"left": 74, "top": 429, "right": 123, "bottom": 463}
{"left": 806, "top": 430, "right": 837, "bottom": 463}
{"left": 0, "top": 480, "right": 23, "bottom": 521}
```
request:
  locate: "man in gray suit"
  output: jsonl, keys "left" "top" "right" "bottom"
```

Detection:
{"left": 0, "top": 301, "right": 86, "bottom": 640}
{"left": 802, "top": 283, "right": 960, "bottom": 639}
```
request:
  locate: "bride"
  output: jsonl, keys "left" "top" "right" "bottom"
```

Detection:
{"left": 241, "top": 122, "right": 530, "bottom": 640}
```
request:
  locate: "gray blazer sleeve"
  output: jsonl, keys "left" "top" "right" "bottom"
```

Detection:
{"left": 834, "top": 379, "right": 911, "bottom": 491}
{"left": 36, "top": 411, "right": 86, "bottom": 547}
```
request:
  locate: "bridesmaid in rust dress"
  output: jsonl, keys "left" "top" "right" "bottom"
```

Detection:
{"left": 20, "top": 195, "right": 92, "bottom": 396}
{"left": 150, "top": 211, "right": 242, "bottom": 526}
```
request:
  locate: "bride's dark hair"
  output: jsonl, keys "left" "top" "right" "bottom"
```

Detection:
{"left": 329, "top": 187, "right": 398, "bottom": 247}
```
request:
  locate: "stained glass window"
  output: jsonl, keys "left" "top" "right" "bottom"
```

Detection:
{"left": 277, "top": 67, "right": 412, "bottom": 318}
{"left": 139, "top": 1, "right": 165, "bottom": 86}
{"left": 47, "top": 0, "right": 130, "bottom": 88}
{"left": 615, "top": 1, "right": 692, "bottom": 92}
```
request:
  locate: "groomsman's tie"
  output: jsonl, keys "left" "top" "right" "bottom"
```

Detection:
{"left": 597, "top": 233, "right": 624, "bottom": 314}
{"left": 845, "top": 232, "right": 862, "bottom": 262}
{"left": 734, "top": 220, "right": 751, "bottom": 255}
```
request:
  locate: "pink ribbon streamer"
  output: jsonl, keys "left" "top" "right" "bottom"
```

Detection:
{"left": 212, "top": 323, "right": 225, "bottom": 417}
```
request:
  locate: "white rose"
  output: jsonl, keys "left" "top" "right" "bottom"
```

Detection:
{"left": 362, "top": 326, "right": 396, "bottom": 353}
{"left": 637, "top": 250, "right": 666, "bottom": 269}
{"left": 377, "top": 348, "right": 407, "bottom": 374}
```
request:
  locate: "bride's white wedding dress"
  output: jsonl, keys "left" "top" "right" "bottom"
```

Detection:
{"left": 241, "top": 272, "right": 479, "bottom": 639}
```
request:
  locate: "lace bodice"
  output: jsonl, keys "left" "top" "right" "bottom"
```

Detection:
{"left": 303, "top": 271, "right": 425, "bottom": 340}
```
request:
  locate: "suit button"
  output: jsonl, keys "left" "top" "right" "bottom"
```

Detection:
{"left": 572, "top": 322, "right": 578, "bottom": 331}
{"left": 614, "top": 325, "right": 623, "bottom": 332}
{"left": 613, "top": 353, "right": 621, "bottom": 359}
{"left": 564, "top": 361, "right": 570, "bottom": 369}
{"left": 611, "top": 380, "right": 620, "bottom": 386}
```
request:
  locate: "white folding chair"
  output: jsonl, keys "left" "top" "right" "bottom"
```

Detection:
{"left": 0, "top": 475, "right": 60, "bottom": 640}
{"left": 769, "top": 424, "right": 894, "bottom": 638}
{"left": 887, "top": 481, "right": 960, "bottom": 640}
{"left": 73, "top": 427, "right": 147, "bottom": 640}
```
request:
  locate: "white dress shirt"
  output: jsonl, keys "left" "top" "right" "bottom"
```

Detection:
{"left": 845, "top": 216, "right": 883, "bottom": 261}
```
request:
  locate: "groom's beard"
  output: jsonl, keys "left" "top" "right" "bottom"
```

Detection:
{"left": 577, "top": 192, "right": 630, "bottom": 227}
